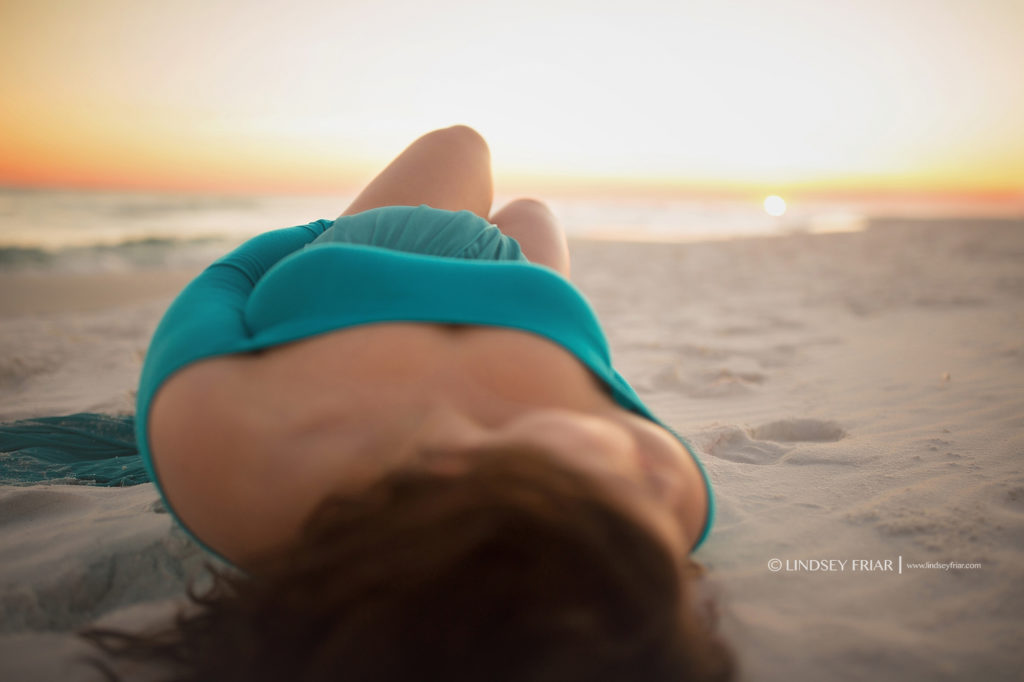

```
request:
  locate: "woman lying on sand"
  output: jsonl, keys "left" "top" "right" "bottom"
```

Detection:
{"left": 83, "top": 126, "right": 734, "bottom": 681}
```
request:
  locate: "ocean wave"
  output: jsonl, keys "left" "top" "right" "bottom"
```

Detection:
{"left": 0, "top": 236, "right": 234, "bottom": 273}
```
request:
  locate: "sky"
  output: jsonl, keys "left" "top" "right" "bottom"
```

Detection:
{"left": 1, "top": 0, "right": 1022, "bottom": 205}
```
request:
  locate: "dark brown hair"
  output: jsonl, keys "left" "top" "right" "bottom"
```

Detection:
{"left": 80, "top": 445, "right": 734, "bottom": 681}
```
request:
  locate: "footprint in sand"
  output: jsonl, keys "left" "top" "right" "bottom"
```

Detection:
{"left": 696, "top": 418, "right": 846, "bottom": 464}
{"left": 696, "top": 425, "right": 789, "bottom": 464}
{"left": 749, "top": 418, "right": 846, "bottom": 443}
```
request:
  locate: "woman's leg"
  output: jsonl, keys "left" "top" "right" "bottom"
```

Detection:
{"left": 341, "top": 125, "right": 494, "bottom": 219}
{"left": 490, "top": 199, "right": 571, "bottom": 277}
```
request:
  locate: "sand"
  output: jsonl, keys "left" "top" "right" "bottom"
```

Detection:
{"left": 2, "top": 218, "right": 1023, "bottom": 680}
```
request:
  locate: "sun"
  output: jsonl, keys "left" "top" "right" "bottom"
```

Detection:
{"left": 763, "top": 195, "right": 787, "bottom": 217}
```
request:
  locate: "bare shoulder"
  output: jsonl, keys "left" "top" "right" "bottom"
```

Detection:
{"left": 149, "top": 356, "right": 263, "bottom": 477}
{"left": 148, "top": 356, "right": 297, "bottom": 562}
{"left": 610, "top": 410, "right": 710, "bottom": 547}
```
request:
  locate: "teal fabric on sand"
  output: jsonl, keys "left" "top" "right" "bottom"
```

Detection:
{"left": 136, "top": 205, "right": 716, "bottom": 562}
{"left": 0, "top": 413, "right": 144, "bottom": 486}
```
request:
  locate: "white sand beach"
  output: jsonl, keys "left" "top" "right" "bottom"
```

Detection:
{"left": 1, "top": 218, "right": 1023, "bottom": 680}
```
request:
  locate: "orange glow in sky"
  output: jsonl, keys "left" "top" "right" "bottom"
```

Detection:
{"left": 1, "top": 0, "right": 1022, "bottom": 204}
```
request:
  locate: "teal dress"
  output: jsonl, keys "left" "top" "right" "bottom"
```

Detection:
{"left": 135, "top": 205, "right": 716, "bottom": 559}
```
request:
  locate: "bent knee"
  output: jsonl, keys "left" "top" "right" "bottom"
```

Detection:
{"left": 422, "top": 124, "right": 489, "bottom": 158}
{"left": 504, "top": 197, "right": 552, "bottom": 214}
{"left": 444, "top": 124, "right": 487, "bottom": 146}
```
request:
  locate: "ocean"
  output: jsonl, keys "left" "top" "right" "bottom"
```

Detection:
{"left": 0, "top": 186, "right": 1018, "bottom": 273}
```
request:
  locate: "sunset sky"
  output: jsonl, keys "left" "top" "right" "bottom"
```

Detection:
{"left": 2, "top": 0, "right": 1022, "bottom": 206}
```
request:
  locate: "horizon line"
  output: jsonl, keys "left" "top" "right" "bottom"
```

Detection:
{"left": 2, "top": 177, "right": 1022, "bottom": 207}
